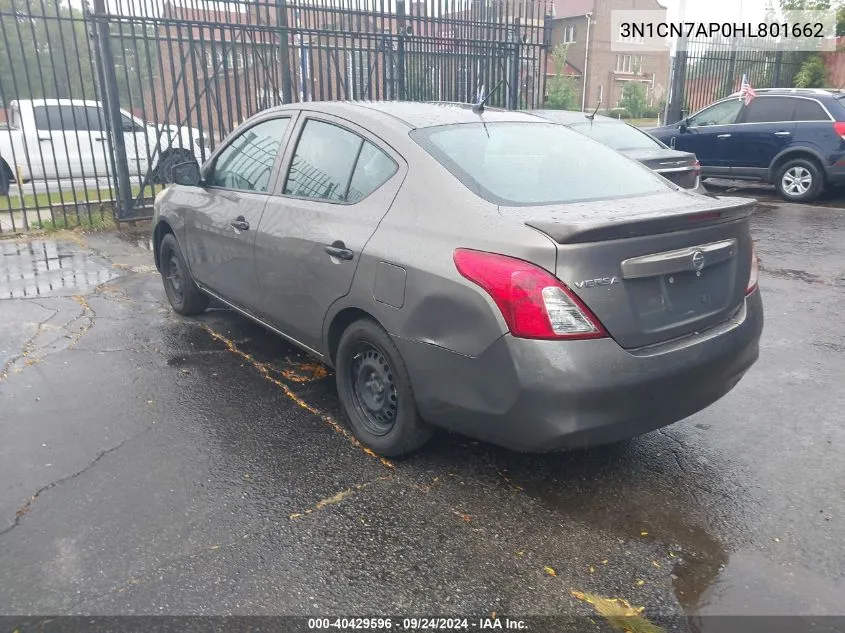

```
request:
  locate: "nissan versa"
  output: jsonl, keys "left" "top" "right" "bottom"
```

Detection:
{"left": 152, "top": 102, "right": 764, "bottom": 456}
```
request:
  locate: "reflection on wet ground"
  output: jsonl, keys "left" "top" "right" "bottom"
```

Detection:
{"left": 0, "top": 240, "right": 118, "bottom": 299}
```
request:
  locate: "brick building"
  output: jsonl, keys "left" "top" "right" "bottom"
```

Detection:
{"left": 548, "top": 0, "right": 669, "bottom": 111}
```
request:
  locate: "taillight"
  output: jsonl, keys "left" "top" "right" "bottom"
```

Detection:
{"left": 834, "top": 121, "right": 845, "bottom": 141}
{"left": 693, "top": 159, "right": 701, "bottom": 174}
{"left": 453, "top": 249, "right": 607, "bottom": 340}
{"left": 746, "top": 241, "right": 759, "bottom": 295}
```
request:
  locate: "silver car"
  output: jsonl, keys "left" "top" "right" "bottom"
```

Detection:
{"left": 153, "top": 101, "right": 763, "bottom": 456}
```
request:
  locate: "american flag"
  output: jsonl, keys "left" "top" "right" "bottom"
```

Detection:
{"left": 739, "top": 74, "right": 757, "bottom": 106}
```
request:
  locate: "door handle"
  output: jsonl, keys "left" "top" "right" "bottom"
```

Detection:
{"left": 717, "top": 134, "right": 731, "bottom": 139}
{"left": 93, "top": 136, "right": 105, "bottom": 142}
{"left": 230, "top": 216, "right": 249, "bottom": 231}
{"left": 324, "top": 240, "right": 354, "bottom": 261}
{"left": 774, "top": 131, "right": 791, "bottom": 136}
{"left": 38, "top": 137, "right": 52, "bottom": 143}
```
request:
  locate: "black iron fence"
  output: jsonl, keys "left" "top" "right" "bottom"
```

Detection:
{"left": 0, "top": 0, "right": 552, "bottom": 232}
{"left": 667, "top": 37, "right": 809, "bottom": 123}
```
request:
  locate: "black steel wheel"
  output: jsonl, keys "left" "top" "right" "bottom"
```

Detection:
{"left": 159, "top": 233, "right": 209, "bottom": 315}
{"left": 349, "top": 342, "right": 399, "bottom": 436}
{"left": 336, "top": 319, "right": 432, "bottom": 456}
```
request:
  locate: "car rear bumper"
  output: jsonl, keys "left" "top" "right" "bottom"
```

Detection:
{"left": 394, "top": 289, "right": 763, "bottom": 452}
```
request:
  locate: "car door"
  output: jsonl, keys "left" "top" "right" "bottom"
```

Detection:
{"left": 254, "top": 114, "right": 405, "bottom": 352}
{"left": 183, "top": 115, "right": 294, "bottom": 310}
{"left": 31, "top": 104, "right": 83, "bottom": 180}
{"left": 724, "top": 96, "right": 798, "bottom": 177}
{"left": 670, "top": 98, "right": 743, "bottom": 175}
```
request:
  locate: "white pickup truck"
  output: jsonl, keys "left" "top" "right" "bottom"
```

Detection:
{"left": 0, "top": 99, "right": 208, "bottom": 195}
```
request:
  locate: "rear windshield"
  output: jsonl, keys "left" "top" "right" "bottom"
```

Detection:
{"left": 411, "top": 122, "right": 670, "bottom": 206}
{"left": 568, "top": 121, "right": 664, "bottom": 151}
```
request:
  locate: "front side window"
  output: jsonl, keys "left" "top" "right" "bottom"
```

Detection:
{"left": 687, "top": 99, "right": 742, "bottom": 127}
{"left": 412, "top": 122, "right": 669, "bottom": 206}
{"left": 738, "top": 97, "right": 796, "bottom": 124}
{"left": 208, "top": 117, "right": 289, "bottom": 192}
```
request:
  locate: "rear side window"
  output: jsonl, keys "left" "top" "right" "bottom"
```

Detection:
{"left": 347, "top": 141, "right": 397, "bottom": 203}
{"left": 208, "top": 117, "right": 289, "bottom": 192}
{"left": 33, "top": 105, "right": 107, "bottom": 132}
{"left": 412, "top": 122, "right": 669, "bottom": 206}
{"left": 794, "top": 99, "right": 829, "bottom": 121}
{"left": 739, "top": 97, "right": 795, "bottom": 123}
{"left": 34, "top": 105, "right": 78, "bottom": 131}
{"left": 284, "top": 119, "right": 396, "bottom": 203}
{"left": 568, "top": 121, "right": 663, "bottom": 151}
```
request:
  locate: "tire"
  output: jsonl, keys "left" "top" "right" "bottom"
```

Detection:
{"left": 157, "top": 150, "right": 196, "bottom": 184}
{"left": 775, "top": 158, "right": 824, "bottom": 203}
{"left": 0, "top": 161, "right": 10, "bottom": 197}
{"left": 159, "top": 233, "right": 209, "bottom": 315}
{"left": 336, "top": 319, "right": 433, "bottom": 456}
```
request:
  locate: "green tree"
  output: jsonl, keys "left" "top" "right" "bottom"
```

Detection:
{"left": 620, "top": 81, "right": 648, "bottom": 118}
{"left": 403, "top": 54, "right": 439, "bottom": 102}
{"left": 794, "top": 54, "right": 827, "bottom": 87}
{"left": 0, "top": 0, "right": 97, "bottom": 104}
{"left": 544, "top": 43, "right": 579, "bottom": 110}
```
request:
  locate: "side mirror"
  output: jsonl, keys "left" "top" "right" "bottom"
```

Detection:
{"left": 172, "top": 161, "right": 201, "bottom": 186}
{"left": 678, "top": 119, "right": 689, "bottom": 132}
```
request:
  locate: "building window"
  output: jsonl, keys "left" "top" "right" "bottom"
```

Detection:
{"left": 615, "top": 54, "right": 643, "bottom": 74}
{"left": 620, "top": 33, "right": 644, "bottom": 44}
{"left": 562, "top": 24, "right": 576, "bottom": 43}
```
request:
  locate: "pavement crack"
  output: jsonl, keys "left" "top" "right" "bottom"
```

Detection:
{"left": 0, "top": 438, "right": 131, "bottom": 537}
{"left": 0, "top": 303, "right": 60, "bottom": 381}
{"left": 289, "top": 474, "right": 393, "bottom": 520}
{"left": 200, "top": 324, "right": 394, "bottom": 470}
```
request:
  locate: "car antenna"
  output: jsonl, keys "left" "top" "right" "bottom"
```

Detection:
{"left": 585, "top": 97, "right": 602, "bottom": 122}
{"left": 472, "top": 78, "right": 506, "bottom": 137}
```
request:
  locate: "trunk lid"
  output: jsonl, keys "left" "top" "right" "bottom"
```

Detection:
{"left": 621, "top": 148, "right": 700, "bottom": 190}
{"left": 504, "top": 191, "right": 755, "bottom": 349}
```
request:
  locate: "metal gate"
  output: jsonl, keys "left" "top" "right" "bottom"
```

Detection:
{"left": 0, "top": 0, "right": 551, "bottom": 232}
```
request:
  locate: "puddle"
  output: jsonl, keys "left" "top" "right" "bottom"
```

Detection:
{"left": 683, "top": 551, "right": 845, "bottom": 629}
{"left": 116, "top": 229, "right": 153, "bottom": 251}
{"left": 0, "top": 240, "right": 118, "bottom": 299}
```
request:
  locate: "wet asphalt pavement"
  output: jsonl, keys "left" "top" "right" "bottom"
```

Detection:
{"left": 0, "top": 198, "right": 843, "bottom": 632}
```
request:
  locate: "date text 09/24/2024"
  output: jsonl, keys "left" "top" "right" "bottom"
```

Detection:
{"left": 307, "top": 618, "right": 528, "bottom": 630}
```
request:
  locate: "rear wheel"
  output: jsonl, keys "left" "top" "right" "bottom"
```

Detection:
{"left": 159, "top": 233, "right": 208, "bottom": 315}
{"left": 775, "top": 158, "right": 823, "bottom": 203}
{"left": 336, "top": 319, "right": 433, "bottom": 456}
{"left": 0, "top": 161, "right": 11, "bottom": 197}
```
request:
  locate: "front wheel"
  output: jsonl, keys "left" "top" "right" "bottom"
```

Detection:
{"left": 159, "top": 233, "right": 209, "bottom": 315}
{"left": 336, "top": 319, "right": 433, "bottom": 456}
{"left": 775, "top": 158, "right": 823, "bottom": 203}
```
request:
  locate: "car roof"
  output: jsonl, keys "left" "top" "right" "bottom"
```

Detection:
{"left": 724, "top": 88, "right": 844, "bottom": 100}
{"left": 529, "top": 110, "right": 622, "bottom": 125}
{"left": 268, "top": 100, "right": 543, "bottom": 130}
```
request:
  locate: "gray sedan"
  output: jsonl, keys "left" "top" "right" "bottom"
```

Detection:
{"left": 152, "top": 101, "right": 763, "bottom": 456}
{"left": 530, "top": 110, "right": 705, "bottom": 192}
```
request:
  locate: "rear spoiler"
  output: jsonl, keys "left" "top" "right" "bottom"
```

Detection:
{"left": 526, "top": 200, "right": 756, "bottom": 245}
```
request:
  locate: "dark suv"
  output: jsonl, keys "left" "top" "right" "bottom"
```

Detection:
{"left": 647, "top": 88, "right": 845, "bottom": 202}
